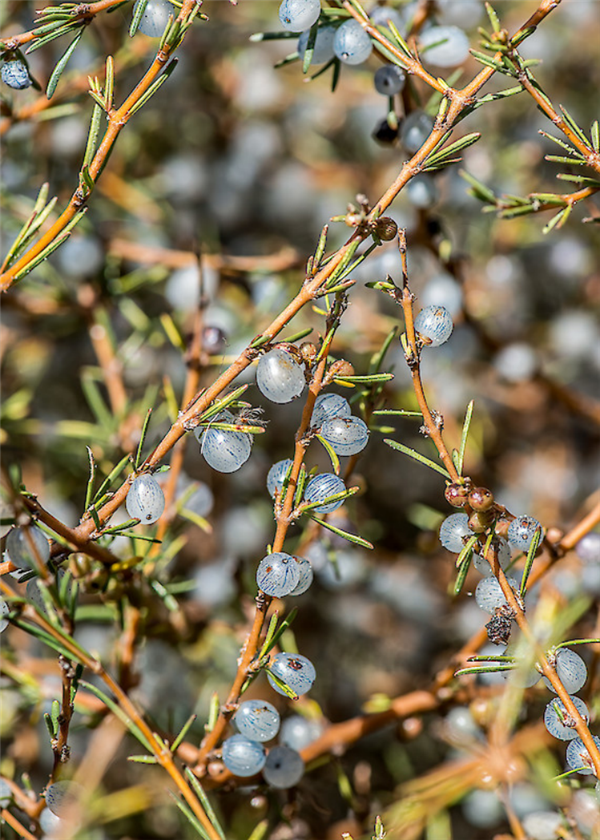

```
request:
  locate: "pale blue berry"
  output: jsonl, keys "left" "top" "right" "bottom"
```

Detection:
{"left": 280, "top": 715, "right": 323, "bottom": 750}
{"left": 268, "top": 652, "right": 316, "bottom": 696}
{"left": 475, "top": 575, "right": 520, "bottom": 613}
{"left": 222, "top": 734, "right": 266, "bottom": 777}
{"left": 45, "top": 781, "right": 81, "bottom": 817}
{"left": 263, "top": 745, "right": 304, "bottom": 788}
{"left": 401, "top": 111, "right": 435, "bottom": 153}
{"left": 0, "top": 597, "right": 9, "bottom": 633}
{"left": 374, "top": 65, "right": 406, "bottom": 95}
{"left": 126, "top": 475, "right": 165, "bottom": 524}
{"left": 566, "top": 736, "right": 600, "bottom": 775}
{"left": 406, "top": 175, "right": 440, "bottom": 208}
{"left": 201, "top": 423, "right": 252, "bottom": 473}
{"left": 290, "top": 555, "right": 313, "bottom": 596}
{"left": 521, "top": 812, "right": 562, "bottom": 840}
{"left": 544, "top": 696, "right": 589, "bottom": 741}
{"left": 419, "top": 25, "right": 470, "bottom": 67}
{"left": 297, "top": 25, "right": 336, "bottom": 65}
{"left": 256, "top": 552, "right": 300, "bottom": 597}
{"left": 304, "top": 473, "right": 346, "bottom": 514}
{"left": 439, "top": 513, "right": 470, "bottom": 553}
{"left": 334, "top": 20, "right": 373, "bottom": 65}
{"left": 543, "top": 647, "right": 587, "bottom": 694}
{"left": 279, "top": 0, "right": 321, "bottom": 32}
{"left": 311, "top": 393, "right": 351, "bottom": 428}
{"left": 256, "top": 348, "right": 305, "bottom": 404}
{"left": 472, "top": 537, "right": 512, "bottom": 575}
{"left": 1, "top": 59, "right": 32, "bottom": 90}
{"left": 508, "top": 516, "right": 542, "bottom": 551}
{"left": 369, "top": 6, "right": 404, "bottom": 32}
{"left": 235, "top": 700, "right": 280, "bottom": 742}
{"left": 576, "top": 532, "right": 600, "bottom": 565}
{"left": 414, "top": 305, "right": 453, "bottom": 347}
{"left": 134, "top": 0, "right": 172, "bottom": 37}
{"left": 320, "top": 416, "right": 369, "bottom": 456}
{"left": 6, "top": 525, "right": 50, "bottom": 570}
{"left": 267, "top": 459, "right": 294, "bottom": 498}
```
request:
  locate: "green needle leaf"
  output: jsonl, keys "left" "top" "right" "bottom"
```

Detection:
{"left": 384, "top": 439, "right": 451, "bottom": 479}
{"left": 46, "top": 27, "right": 85, "bottom": 99}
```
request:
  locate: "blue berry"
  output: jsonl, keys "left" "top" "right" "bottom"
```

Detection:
{"left": 543, "top": 647, "right": 587, "bottom": 694}
{"left": 45, "top": 781, "right": 81, "bottom": 817}
{"left": 566, "top": 736, "right": 600, "bottom": 775}
{"left": 6, "top": 525, "right": 50, "bottom": 570}
{"left": 472, "top": 537, "right": 512, "bottom": 575}
{"left": 303, "top": 473, "right": 346, "bottom": 514}
{"left": 0, "top": 598, "right": 9, "bottom": 633}
{"left": 400, "top": 111, "right": 435, "bottom": 154}
{"left": 419, "top": 25, "right": 470, "bottom": 67}
{"left": 374, "top": 65, "right": 406, "bottom": 95}
{"left": 439, "top": 513, "right": 471, "bottom": 553}
{"left": 279, "top": 0, "right": 321, "bottom": 32}
{"left": 267, "top": 459, "right": 294, "bottom": 498}
{"left": 280, "top": 715, "right": 323, "bottom": 750}
{"left": 234, "top": 700, "right": 280, "bottom": 742}
{"left": 544, "top": 696, "right": 589, "bottom": 741}
{"left": 1, "top": 59, "right": 32, "bottom": 90}
{"left": 263, "top": 745, "right": 304, "bottom": 788}
{"left": 333, "top": 20, "right": 373, "bottom": 65}
{"left": 369, "top": 6, "right": 404, "bottom": 31}
{"left": 576, "top": 532, "right": 600, "bottom": 565}
{"left": 508, "top": 516, "right": 542, "bottom": 551}
{"left": 474, "top": 575, "right": 520, "bottom": 613}
{"left": 414, "top": 305, "right": 453, "bottom": 347}
{"left": 406, "top": 175, "right": 440, "bottom": 208}
{"left": 268, "top": 652, "right": 316, "bottom": 696}
{"left": 297, "top": 25, "right": 336, "bottom": 65}
{"left": 126, "top": 475, "right": 165, "bottom": 525}
{"left": 311, "top": 393, "right": 351, "bottom": 428}
{"left": 222, "top": 734, "right": 266, "bottom": 777}
{"left": 290, "top": 555, "right": 313, "bottom": 596}
{"left": 320, "top": 416, "right": 369, "bottom": 456}
{"left": 256, "top": 348, "right": 305, "bottom": 404}
{"left": 134, "top": 0, "right": 173, "bottom": 37}
{"left": 421, "top": 273, "right": 463, "bottom": 317}
{"left": 201, "top": 423, "right": 252, "bottom": 473}
{"left": 256, "top": 552, "right": 300, "bottom": 597}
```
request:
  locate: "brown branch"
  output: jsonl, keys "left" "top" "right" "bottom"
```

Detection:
{"left": 0, "top": 0, "right": 129, "bottom": 50}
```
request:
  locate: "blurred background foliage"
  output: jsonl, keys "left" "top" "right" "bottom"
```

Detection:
{"left": 1, "top": 0, "right": 599, "bottom": 838}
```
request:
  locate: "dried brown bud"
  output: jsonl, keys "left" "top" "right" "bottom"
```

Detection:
{"left": 299, "top": 342, "right": 318, "bottom": 365}
{"left": 273, "top": 341, "right": 302, "bottom": 363}
{"left": 468, "top": 511, "right": 493, "bottom": 533}
{"left": 374, "top": 216, "right": 398, "bottom": 241}
{"left": 444, "top": 482, "right": 469, "bottom": 508}
{"left": 345, "top": 212, "right": 363, "bottom": 228}
{"left": 329, "top": 359, "right": 354, "bottom": 378}
{"left": 468, "top": 487, "right": 494, "bottom": 512}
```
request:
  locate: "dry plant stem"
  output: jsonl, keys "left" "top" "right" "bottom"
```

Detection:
{"left": 397, "top": 232, "right": 459, "bottom": 483}
{"left": 0, "top": 810, "right": 37, "bottom": 840}
{"left": 559, "top": 499, "right": 600, "bottom": 552}
{"left": 493, "top": 566, "right": 600, "bottom": 776}
{"left": 195, "top": 349, "right": 332, "bottom": 766}
{"left": 0, "top": 594, "right": 222, "bottom": 840}
{"left": 0, "top": 39, "right": 150, "bottom": 137}
{"left": 19, "top": 493, "right": 119, "bottom": 566}
{"left": 0, "top": 0, "right": 200, "bottom": 291}
{"left": 0, "top": 0, "right": 128, "bottom": 50}
{"left": 1, "top": 0, "right": 557, "bottom": 291}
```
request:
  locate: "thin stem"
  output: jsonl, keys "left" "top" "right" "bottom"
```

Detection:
{"left": 0, "top": 0, "right": 128, "bottom": 50}
{"left": 397, "top": 231, "right": 460, "bottom": 482}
